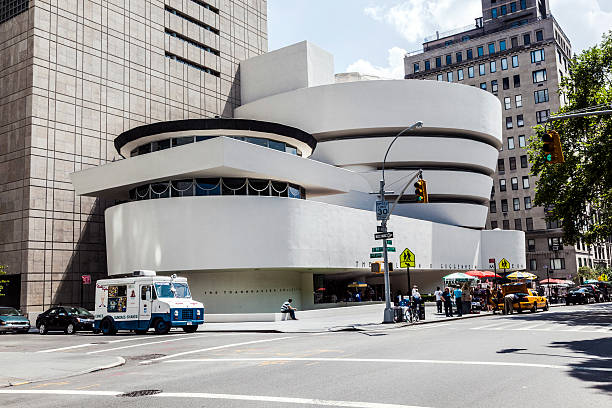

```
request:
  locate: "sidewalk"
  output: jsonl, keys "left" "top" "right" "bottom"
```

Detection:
{"left": 0, "top": 353, "right": 125, "bottom": 387}
{"left": 199, "top": 303, "right": 495, "bottom": 333}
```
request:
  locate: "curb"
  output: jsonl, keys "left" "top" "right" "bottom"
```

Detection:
{"left": 2, "top": 356, "right": 125, "bottom": 388}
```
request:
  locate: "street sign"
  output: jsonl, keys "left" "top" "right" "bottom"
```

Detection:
{"left": 81, "top": 275, "right": 91, "bottom": 285}
{"left": 376, "top": 201, "right": 389, "bottom": 221}
{"left": 400, "top": 248, "right": 415, "bottom": 268}
{"left": 377, "top": 225, "right": 385, "bottom": 233}
{"left": 386, "top": 240, "right": 392, "bottom": 245}
{"left": 372, "top": 247, "right": 383, "bottom": 252}
{"left": 498, "top": 258, "right": 510, "bottom": 269}
{"left": 374, "top": 232, "right": 393, "bottom": 240}
{"left": 370, "top": 253, "right": 383, "bottom": 258}
{"left": 488, "top": 258, "right": 496, "bottom": 269}
{"left": 387, "top": 247, "right": 396, "bottom": 252}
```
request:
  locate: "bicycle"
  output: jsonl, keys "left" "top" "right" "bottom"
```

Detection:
{"left": 404, "top": 303, "right": 420, "bottom": 323}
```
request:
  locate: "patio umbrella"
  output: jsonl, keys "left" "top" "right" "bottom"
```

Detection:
{"left": 347, "top": 282, "right": 368, "bottom": 288}
{"left": 506, "top": 271, "right": 538, "bottom": 280}
{"left": 466, "top": 270, "right": 501, "bottom": 279}
{"left": 539, "top": 278, "right": 564, "bottom": 284}
{"left": 442, "top": 272, "right": 479, "bottom": 283}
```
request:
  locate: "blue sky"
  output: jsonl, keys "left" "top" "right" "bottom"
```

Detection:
{"left": 268, "top": 0, "right": 612, "bottom": 78}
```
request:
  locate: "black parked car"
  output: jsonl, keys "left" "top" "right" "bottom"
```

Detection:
{"left": 566, "top": 287, "right": 596, "bottom": 305}
{"left": 36, "top": 306, "right": 95, "bottom": 335}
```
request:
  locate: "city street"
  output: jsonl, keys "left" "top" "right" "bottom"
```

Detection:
{"left": 0, "top": 303, "right": 610, "bottom": 408}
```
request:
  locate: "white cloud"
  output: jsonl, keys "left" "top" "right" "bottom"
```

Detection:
{"left": 346, "top": 46, "right": 407, "bottom": 79}
{"left": 550, "top": 0, "right": 612, "bottom": 53}
{"left": 364, "top": 6, "right": 384, "bottom": 21}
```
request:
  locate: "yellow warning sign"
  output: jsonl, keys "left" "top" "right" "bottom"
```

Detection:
{"left": 499, "top": 258, "right": 510, "bottom": 269}
{"left": 400, "top": 248, "right": 415, "bottom": 268}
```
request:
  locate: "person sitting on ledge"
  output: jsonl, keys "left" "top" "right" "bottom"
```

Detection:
{"left": 281, "top": 298, "right": 298, "bottom": 320}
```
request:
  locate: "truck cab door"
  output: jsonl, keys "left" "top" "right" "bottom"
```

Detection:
{"left": 139, "top": 285, "right": 153, "bottom": 329}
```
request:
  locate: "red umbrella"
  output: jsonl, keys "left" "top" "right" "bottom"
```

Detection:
{"left": 316, "top": 287, "right": 326, "bottom": 291}
{"left": 466, "top": 270, "right": 501, "bottom": 279}
{"left": 539, "top": 278, "right": 564, "bottom": 284}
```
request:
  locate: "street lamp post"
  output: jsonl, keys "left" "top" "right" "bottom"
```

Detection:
{"left": 544, "top": 265, "right": 550, "bottom": 301}
{"left": 379, "top": 121, "right": 423, "bottom": 323}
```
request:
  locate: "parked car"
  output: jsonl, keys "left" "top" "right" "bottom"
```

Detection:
{"left": 0, "top": 307, "right": 30, "bottom": 334}
{"left": 566, "top": 287, "right": 596, "bottom": 305}
{"left": 580, "top": 284, "right": 605, "bottom": 302}
{"left": 499, "top": 283, "right": 549, "bottom": 313}
{"left": 36, "top": 306, "right": 95, "bottom": 334}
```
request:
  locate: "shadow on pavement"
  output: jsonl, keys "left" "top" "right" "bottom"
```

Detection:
{"left": 507, "top": 303, "right": 612, "bottom": 329}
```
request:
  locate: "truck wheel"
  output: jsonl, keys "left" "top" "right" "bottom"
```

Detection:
{"left": 100, "top": 318, "right": 117, "bottom": 335}
{"left": 182, "top": 325, "right": 198, "bottom": 333}
{"left": 154, "top": 319, "right": 170, "bottom": 335}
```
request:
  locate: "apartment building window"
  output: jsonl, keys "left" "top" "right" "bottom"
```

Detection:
{"left": 501, "top": 5, "right": 507, "bottom": 15}
{"left": 456, "top": 52, "right": 463, "bottom": 63}
{"left": 524, "top": 196, "right": 532, "bottom": 209}
{"left": 514, "top": 74, "right": 521, "bottom": 87}
{"left": 479, "top": 64, "right": 486, "bottom": 75}
{"left": 509, "top": 138, "right": 517, "bottom": 152}
{"left": 510, "top": 56, "right": 518, "bottom": 69}
{"left": 550, "top": 258, "right": 565, "bottom": 270}
{"left": 490, "top": 61, "right": 497, "bottom": 73}
{"left": 520, "top": 0, "right": 527, "bottom": 10}
{"left": 492, "top": 80, "right": 498, "bottom": 92}
{"left": 490, "top": 201, "right": 497, "bottom": 213}
{"left": 468, "top": 66, "right": 475, "bottom": 78}
{"left": 480, "top": 83, "right": 487, "bottom": 90}
{"left": 414, "top": 63, "right": 420, "bottom": 73}
{"left": 511, "top": 177, "right": 519, "bottom": 190}
{"left": 458, "top": 69, "right": 464, "bottom": 81}
{"left": 531, "top": 49, "right": 545, "bottom": 63}
{"left": 500, "top": 40, "right": 507, "bottom": 51}
{"left": 447, "top": 72, "right": 454, "bottom": 82}
{"left": 515, "top": 94, "right": 522, "bottom": 107}
{"left": 528, "top": 239, "right": 536, "bottom": 252}
{"left": 547, "top": 219, "right": 562, "bottom": 229}
{"left": 501, "top": 58, "right": 508, "bottom": 70}
{"left": 498, "top": 159, "right": 505, "bottom": 173}
{"left": 467, "top": 49, "right": 473, "bottom": 59}
{"left": 491, "top": 220, "right": 498, "bottom": 229}
{"left": 425, "top": 60, "right": 431, "bottom": 70}
{"left": 548, "top": 237, "right": 563, "bottom": 251}
{"left": 529, "top": 259, "right": 537, "bottom": 271}
{"left": 526, "top": 217, "right": 534, "bottom": 231}
{"left": 517, "top": 114, "right": 524, "bottom": 127}
{"left": 488, "top": 43, "right": 496, "bottom": 54}
{"left": 437, "top": 74, "right": 443, "bottom": 81}
{"left": 558, "top": 49, "right": 563, "bottom": 63}
{"left": 506, "top": 117, "right": 513, "bottom": 129}
{"left": 536, "top": 30, "right": 544, "bottom": 42}
{"left": 446, "top": 55, "right": 452, "bottom": 65}
{"left": 436, "top": 57, "right": 442, "bottom": 68}
{"left": 511, "top": 37, "right": 519, "bottom": 48}
{"left": 492, "top": 8, "right": 498, "bottom": 18}
{"left": 478, "top": 46, "right": 484, "bottom": 57}
{"left": 502, "top": 77, "right": 510, "bottom": 90}
{"left": 491, "top": 185, "right": 495, "bottom": 199}
{"left": 501, "top": 199, "right": 509, "bottom": 213}
{"left": 515, "top": 219, "right": 522, "bottom": 230}
{"left": 500, "top": 179, "right": 507, "bottom": 192}
{"left": 511, "top": 2, "right": 517, "bottom": 13}
{"left": 523, "top": 33, "right": 531, "bottom": 46}
{"left": 536, "top": 109, "right": 550, "bottom": 123}
{"left": 503, "top": 220, "right": 510, "bottom": 230}
{"left": 533, "top": 69, "right": 547, "bottom": 83}
{"left": 534, "top": 89, "right": 549, "bottom": 103}
{"left": 520, "top": 154, "right": 528, "bottom": 167}
{"left": 509, "top": 157, "right": 517, "bottom": 170}
{"left": 504, "top": 97, "right": 512, "bottom": 110}
{"left": 522, "top": 176, "right": 530, "bottom": 189}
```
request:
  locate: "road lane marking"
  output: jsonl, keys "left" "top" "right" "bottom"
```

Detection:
{"left": 141, "top": 336, "right": 293, "bottom": 364}
{"left": 515, "top": 323, "right": 546, "bottom": 330}
{"left": 38, "top": 343, "right": 99, "bottom": 353}
{"left": 87, "top": 334, "right": 211, "bottom": 354}
{"left": 0, "top": 390, "right": 432, "bottom": 407}
{"left": 38, "top": 335, "right": 172, "bottom": 353}
{"left": 470, "top": 323, "right": 511, "bottom": 330}
{"left": 162, "top": 357, "right": 612, "bottom": 372}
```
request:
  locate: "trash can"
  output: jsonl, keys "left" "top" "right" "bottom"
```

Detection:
{"left": 394, "top": 307, "right": 405, "bottom": 323}
{"left": 419, "top": 304, "right": 425, "bottom": 320}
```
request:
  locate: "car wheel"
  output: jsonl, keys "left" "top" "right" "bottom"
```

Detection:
{"left": 543, "top": 301, "right": 549, "bottom": 311}
{"left": 154, "top": 319, "right": 170, "bottom": 335}
{"left": 531, "top": 302, "right": 537, "bottom": 313}
{"left": 182, "top": 325, "right": 198, "bottom": 333}
{"left": 100, "top": 318, "right": 117, "bottom": 336}
{"left": 65, "top": 323, "right": 75, "bottom": 335}
{"left": 38, "top": 323, "right": 47, "bottom": 335}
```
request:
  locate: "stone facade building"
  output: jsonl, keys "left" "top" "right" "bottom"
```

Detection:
{"left": 0, "top": 0, "right": 267, "bottom": 312}
{"left": 404, "top": 0, "right": 610, "bottom": 280}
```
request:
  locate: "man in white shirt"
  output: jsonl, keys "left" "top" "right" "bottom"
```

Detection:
{"left": 281, "top": 299, "right": 298, "bottom": 320}
{"left": 434, "top": 286, "right": 443, "bottom": 314}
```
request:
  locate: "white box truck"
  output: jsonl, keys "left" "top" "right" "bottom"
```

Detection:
{"left": 94, "top": 270, "right": 204, "bottom": 335}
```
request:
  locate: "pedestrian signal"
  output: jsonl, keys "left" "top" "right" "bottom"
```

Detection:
{"left": 542, "top": 130, "right": 564, "bottom": 163}
{"left": 414, "top": 179, "right": 429, "bottom": 203}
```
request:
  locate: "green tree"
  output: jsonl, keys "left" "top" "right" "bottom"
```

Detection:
{"left": 528, "top": 32, "right": 612, "bottom": 245}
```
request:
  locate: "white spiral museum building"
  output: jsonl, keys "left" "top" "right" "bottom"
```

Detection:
{"left": 71, "top": 41, "right": 525, "bottom": 315}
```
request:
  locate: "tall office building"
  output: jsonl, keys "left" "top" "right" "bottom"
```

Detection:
{"left": 0, "top": 0, "right": 267, "bottom": 312}
{"left": 405, "top": 0, "right": 610, "bottom": 280}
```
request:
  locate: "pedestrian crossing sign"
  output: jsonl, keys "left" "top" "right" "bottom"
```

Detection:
{"left": 400, "top": 248, "right": 415, "bottom": 268}
{"left": 499, "top": 258, "right": 510, "bottom": 269}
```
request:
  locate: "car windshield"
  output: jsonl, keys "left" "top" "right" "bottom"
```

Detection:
{"left": 571, "top": 289, "right": 586, "bottom": 293}
{"left": 65, "top": 307, "right": 93, "bottom": 317}
{"left": 0, "top": 307, "right": 20, "bottom": 316}
{"left": 154, "top": 282, "right": 191, "bottom": 298}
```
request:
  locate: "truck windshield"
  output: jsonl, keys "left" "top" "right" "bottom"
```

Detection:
{"left": 154, "top": 282, "right": 191, "bottom": 298}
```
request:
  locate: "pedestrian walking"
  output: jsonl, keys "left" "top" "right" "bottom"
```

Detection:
{"left": 442, "top": 288, "right": 453, "bottom": 317}
{"left": 434, "top": 286, "right": 443, "bottom": 314}
{"left": 503, "top": 293, "right": 514, "bottom": 315}
{"left": 454, "top": 286, "right": 463, "bottom": 317}
{"left": 281, "top": 298, "right": 298, "bottom": 320}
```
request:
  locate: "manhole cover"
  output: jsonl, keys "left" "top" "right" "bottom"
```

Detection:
{"left": 118, "top": 390, "right": 162, "bottom": 398}
{"left": 127, "top": 354, "right": 166, "bottom": 361}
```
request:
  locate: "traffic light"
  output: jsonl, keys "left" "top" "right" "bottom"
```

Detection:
{"left": 414, "top": 179, "right": 429, "bottom": 203}
{"left": 542, "top": 130, "right": 564, "bottom": 163}
{"left": 371, "top": 261, "right": 383, "bottom": 273}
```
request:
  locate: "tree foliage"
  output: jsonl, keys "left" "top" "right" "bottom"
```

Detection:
{"left": 528, "top": 32, "right": 612, "bottom": 245}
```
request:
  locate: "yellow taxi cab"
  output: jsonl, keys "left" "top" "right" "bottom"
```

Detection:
{"left": 499, "top": 283, "right": 549, "bottom": 313}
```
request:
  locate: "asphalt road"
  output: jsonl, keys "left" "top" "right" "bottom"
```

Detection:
{"left": 1, "top": 303, "right": 610, "bottom": 408}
